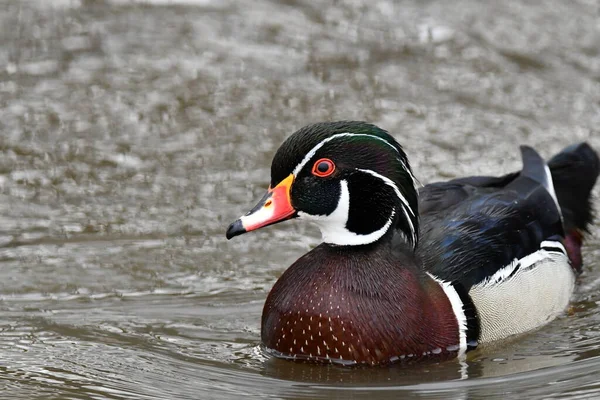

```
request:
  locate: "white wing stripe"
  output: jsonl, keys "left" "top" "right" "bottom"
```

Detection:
{"left": 477, "top": 240, "right": 568, "bottom": 288}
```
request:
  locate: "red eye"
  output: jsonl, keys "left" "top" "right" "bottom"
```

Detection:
{"left": 312, "top": 158, "right": 335, "bottom": 177}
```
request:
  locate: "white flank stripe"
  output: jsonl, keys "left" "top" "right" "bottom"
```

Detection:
{"left": 479, "top": 240, "right": 567, "bottom": 288}
{"left": 540, "top": 240, "right": 567, "bottom": 255}
{"left": 427, "top": 273, "right": 467, "bottom": 355}
{"left": 481, "top": 259, "right": 520, "bottom": 287}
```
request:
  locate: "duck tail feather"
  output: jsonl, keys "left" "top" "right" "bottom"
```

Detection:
{"left": 548, "top": 142, "right": 600, "bottom": 233}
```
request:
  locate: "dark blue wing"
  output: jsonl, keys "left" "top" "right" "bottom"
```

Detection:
{"left": 416, "top": 146, "right": 564, "bottom": 290}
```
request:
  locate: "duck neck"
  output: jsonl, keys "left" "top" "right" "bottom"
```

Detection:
{"left": 261, "top": 239, "right": 466, "bottom": 365}
{"left": 303, "top": 170, "right": 419, "bottom": 249}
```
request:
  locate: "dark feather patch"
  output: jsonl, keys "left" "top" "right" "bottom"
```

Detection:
{"left": 417, "top": 148, "right": 565, "bottom": 289}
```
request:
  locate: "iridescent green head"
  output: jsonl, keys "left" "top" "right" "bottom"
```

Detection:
{"left": 226, "top": 121, "right": 419, "bottom": 248}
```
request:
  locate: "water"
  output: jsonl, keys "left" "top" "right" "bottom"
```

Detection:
{"left": 1, "top": 0, "right": 600, "bottom": 398}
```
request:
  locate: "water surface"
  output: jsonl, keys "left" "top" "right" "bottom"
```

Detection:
{"left": 1, "top": 0, "right": 600, "bottom": 398}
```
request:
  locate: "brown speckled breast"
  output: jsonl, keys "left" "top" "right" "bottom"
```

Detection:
{"left": 261, "top": 242, "right": 460, "bottom": 365}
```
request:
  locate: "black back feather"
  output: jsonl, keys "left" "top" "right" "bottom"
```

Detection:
{"left": 417, "top": 145, "right": 574, "bottom": 289}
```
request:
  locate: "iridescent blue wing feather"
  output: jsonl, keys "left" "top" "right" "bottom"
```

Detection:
{"left": 415, "top": 145, "right": 582, "bottom": 289}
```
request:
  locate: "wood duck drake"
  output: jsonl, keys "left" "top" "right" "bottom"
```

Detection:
{"left": 226, "top": 121, "right": 599, "bottom": 366}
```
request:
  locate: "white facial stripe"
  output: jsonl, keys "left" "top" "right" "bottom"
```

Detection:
{"left": 427, "top": 273, "right": 467, "bottom": 356}
{"left": 292, "top": 132, "right": 408, "bottom": 176}
{"left": 400, "top": 205, "right": 416, "bottom": 245}
{"left": 399, "top": 159, "right": 419, "bottom": 190}
{"left": 357, "top": 168, "right": 417, "bottom": 246}
{"left": 357, "top": 169, "right": 414, "bottom": 216}
{"left": 298, "top": 180, "right": 395, "bottom": 246}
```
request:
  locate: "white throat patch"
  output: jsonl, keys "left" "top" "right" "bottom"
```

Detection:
{"left": 298, "top": 180, "right": 396, "bottom": 246}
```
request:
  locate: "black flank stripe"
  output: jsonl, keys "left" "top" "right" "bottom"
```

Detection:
{"left": 541, "top": 245, "right": 566, "bottom": 255}
{"left": 451, "top": 282, "right": 480, "bottom": 351}
{"left": 506, "top": 262, "right": 521, "bottom": 280}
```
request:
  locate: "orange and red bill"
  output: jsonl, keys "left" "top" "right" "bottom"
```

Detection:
{"left": 226, "top": 174, "right": 296, "bottom": 239}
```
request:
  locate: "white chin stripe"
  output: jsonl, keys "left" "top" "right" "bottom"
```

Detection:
{"left": 299, "top": 180, "right": 395, "bottom": 246}
{"left": 427, "top": 273, "right": 468, "bottom": 355}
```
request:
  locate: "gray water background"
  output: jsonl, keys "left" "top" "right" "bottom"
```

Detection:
{"left": 1, "top": 0, "right": 600, "bottom": 398}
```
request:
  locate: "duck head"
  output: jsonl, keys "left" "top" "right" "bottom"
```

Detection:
{"left": 226, "top": 121, "right": 419, "bottom": 247}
